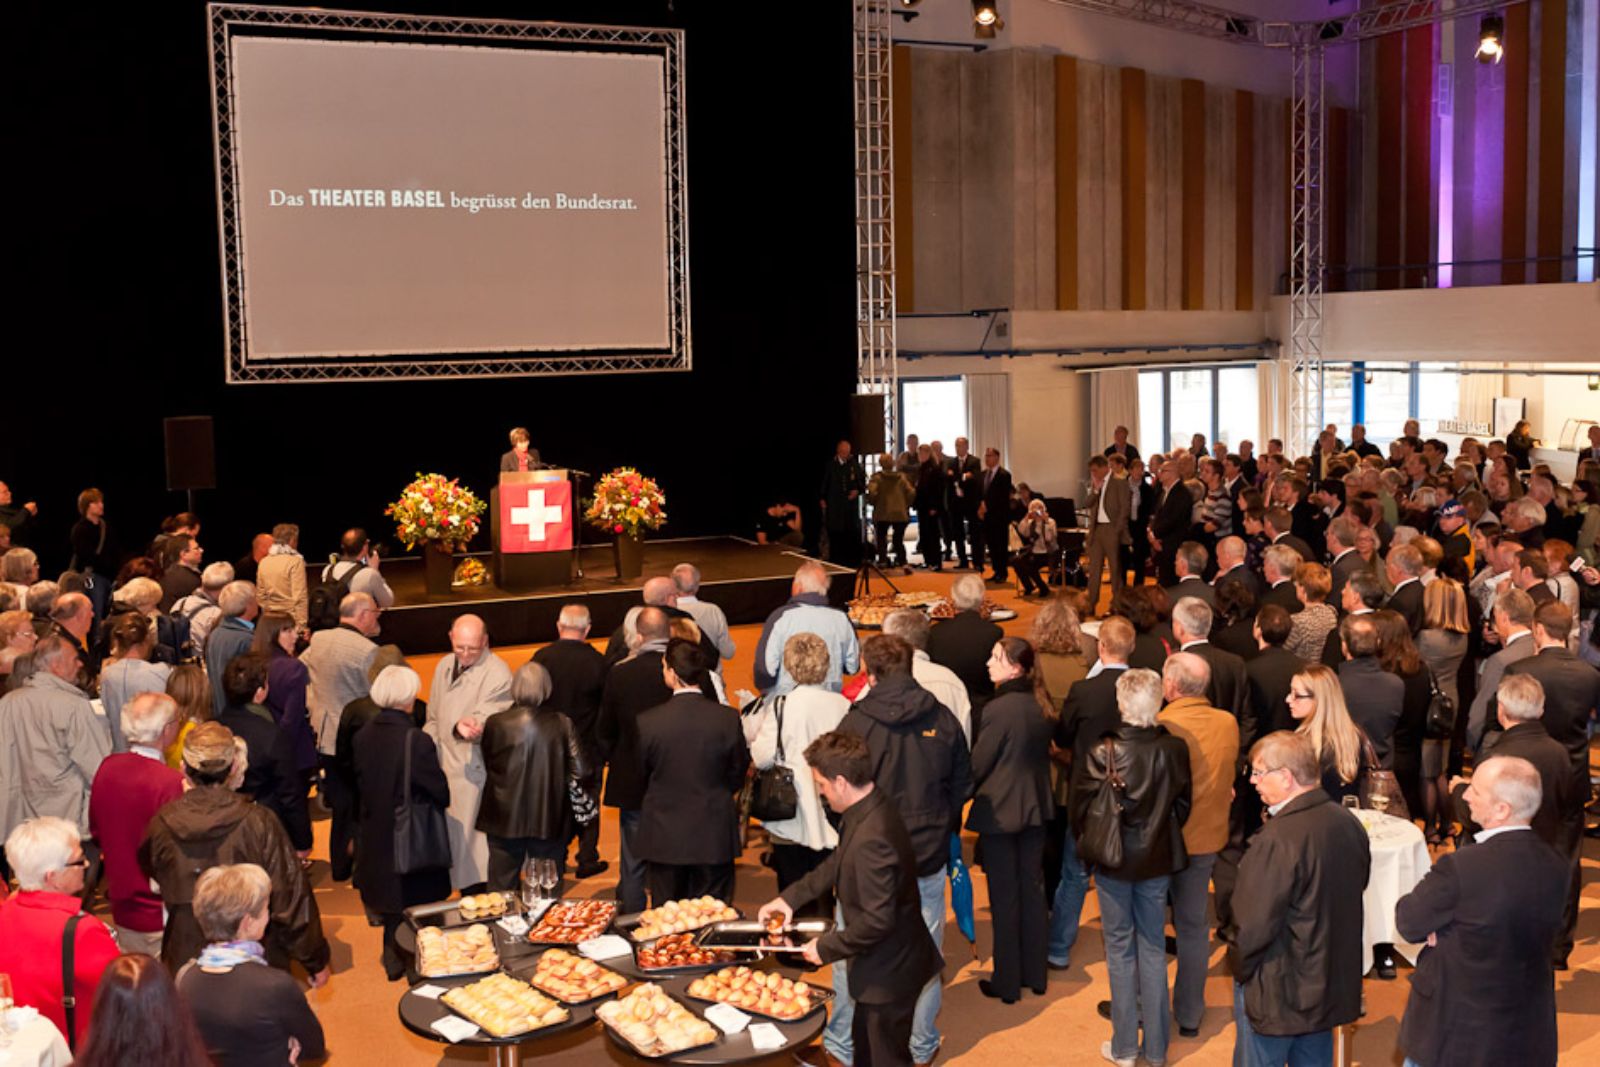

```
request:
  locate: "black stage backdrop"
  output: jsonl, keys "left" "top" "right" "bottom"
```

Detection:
{"left": 12, "top": 1, "right": 857, "bottom": 575}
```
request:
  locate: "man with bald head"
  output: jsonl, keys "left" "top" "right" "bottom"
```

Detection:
{"left": 302, "top": 590, "right": 381, "bottom": 880}
{"left": 597, "top": 606, "right": 676, "bottom": 912}
{"left": 47, "top": 591, "right": 97, "bottom": 685}
{"left": 601, "top": 575, "right": 720, "bottom": 669}
{"left": 752, "top": 562, "right": 858, "bottom": 694}
{"left": 425, "top": 613, "right": 513, "bottom": 892}
{"left": 1157, "top": 652, "right": 1239, "bottom": 1036}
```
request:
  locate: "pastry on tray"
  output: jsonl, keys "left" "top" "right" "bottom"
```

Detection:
{"left": 526, "top": 899, "right": 617, "bottom": 944}
{"left": 438, "top": 973, "right": 570, "bottom": 1038}
{"left": 597, "top": 983, "right": 719, "bottom": 1056}
{"left": 528, "top": 948, "right": 628, "bottom": 1003}
{"left": 687, "top": 966, "right": 820, "bottom": 1021}
{"left": 636, "top": 932, "right": 735, "bottom": 971}
{"left": 457, "top": 892, "right": 509, "bottom": 921}
{"left": 415, "top": 923, "right": 498, "bottom": 977}
{"left": 627, "top": 896, "right": 738, "bottom": 941}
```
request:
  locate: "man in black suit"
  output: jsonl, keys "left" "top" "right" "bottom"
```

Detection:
{"left": 1280, "top": 477, "right": 1322, "bottom": 551}
{"left": 533, "top": 604, "right": 610, "bottom": 878}
{"left": 1104, "top": 425, "right": 1140, "bottom": 464}
{"left": 1458, "top": 674, "right": 1576, "bottom": 848}
{"left": 976, "top": 448, "right": 1014, "bottom": 584}
{"left": 1246, "top": 606, "right": 1304, "bottom": 744}
{"left": 1164, "top": 541, "right": 1216, "bottom": 611}
{"left": 1503, "top": 602, "right": 1600, "bottom": 967}
{"left": 1511, "top": 549, "right": 1557, "bottom": 608}
{"left": 595, "top": 607, "right": 673, "bottom": 913}
{"left": 1320, "top": 570, "right": 1382, "bottom": 666}
{"left": 1382, "top": 543, "right": 1426, "bottom": 633}
{"left": 761, "top": 731, "right": 943, "bottom": 1067}
{"left": 1397, "top": 756, "right": 1566, "bottom": 1067}
{"left": 1169, "top": 595, "right": 1250, "bottom": 731}
{"left": 1324, "top": 517, "right": 1366, "bottom": 606}
{"left": 601, "top": 577, "right": 720, "bottom": 669}
{"left": 1149, "top": 460, "right": 1194, "bottom": 587}
{"left": 948, "top": 437, "right": 983, "bottom": 571}
{"left": 637, "top": 639, "right": 749, "bottom": 904}
{"left": 1212, "top": 536, "right": 1261, "bottom": 604}
{"left": 1336, "top": 615, "right": 1405, "bottom": 767}
{"left": 1230, "top": 732, "right": 1370, "bottom": 1067}
{"left": 820, "top": 438, "right": 867, "bottom": 567}
{"left": 927, "top": 574, "right": 1003, "bottom": 713}
{"left": 1259, "top": 544, "right": 1305, "bottom": 616}
{"left": 1263, "top": 508, "right": 1315, "bottom": 569}
{"left": 1048, "top": 617, "right": 1134, "bottom": 966}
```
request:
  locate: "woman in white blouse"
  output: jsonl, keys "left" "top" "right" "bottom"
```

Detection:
{"left": 749, "top": 632, "right": 849, "bottom": 913}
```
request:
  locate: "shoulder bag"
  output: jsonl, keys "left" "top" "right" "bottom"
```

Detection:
{"left": 393, "top": 730, "right": 452, "bottom": 874}
{"left": 61, "top": 912, "right": 84, "bottom": 1051}
{"left": 749, "top": 696, "right": 799, "bottom": 822}
{"left": 1077, "top": 737, "right": 1128, "bottom": 869}
{"left": 1357, "top": 731, "right": 1411, "bottom": 820}
{"left": 1423, "top": 669, "right": 1456, "bottom": 739}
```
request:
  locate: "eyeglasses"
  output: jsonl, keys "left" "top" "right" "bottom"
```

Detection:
{"left": 1249, "top": 766, "right": 1282, "bottom": 780}
{"left": 64, "top": 857, "right": 90, "bottom": 870}
{"left": 1289, "top": 690, "right": 1313, "bottom": 700}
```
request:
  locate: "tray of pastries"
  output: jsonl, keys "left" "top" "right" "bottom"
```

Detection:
{"left": 686, "top": 966, "right": 832, "bottom": 1021}
{"left": 457, "top": 892, "right": 511, "bottom": 921}
{"left": 846, "top": 591, "right": 943, "bottom": 628}
{"left": 526, "top": 899, "right": 617, "bottom": 945}
{"left": 527, "top": 948, "right": 629, "bottom": 1004}
{"left": 623, "top": 897, "right": 740, "bottom": 942}
{"left": 596, "top": 983, "right": 720, "bottom": 1059}
{"left": 635, "top": 932, "right": 737, "bottom": 973}
{"left": 928, "top": 596, "right": 1015, "bottom": 621}
{"left": 438, "top": 973, "right": 571, "bottom": 1039}
{"left": 407, "top": 891, "right": 515, "bottom": 930}
{"left": 415, "top": 923, "right": 500, "bottom": 978}
{"left": 695, "top": 917, "right": 836, "bottom": 955}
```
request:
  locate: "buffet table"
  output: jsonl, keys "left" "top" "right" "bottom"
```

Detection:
{"left": 1352, "top": 809, "right": 1432, "bottom": 975}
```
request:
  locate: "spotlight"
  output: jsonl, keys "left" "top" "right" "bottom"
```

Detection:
{"left": 972, "top": 1, "right": 1002, "bottom": 38}
{"left": 898, "top": 0, "right": 921, "bottom": 7}
{"left": 1476, "top": 15, "right": 1504, "bottom": 64}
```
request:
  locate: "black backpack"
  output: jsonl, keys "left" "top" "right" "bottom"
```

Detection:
{"left": 308, "top": 559, "right": 364, "bottom": 631}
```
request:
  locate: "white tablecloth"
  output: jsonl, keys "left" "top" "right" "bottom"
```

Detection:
{"left": 1353, "top": 809, "right": 1432, "bottom": 975}
{"left": 0, "top": 1011, "right": 73, "bottom": 1067}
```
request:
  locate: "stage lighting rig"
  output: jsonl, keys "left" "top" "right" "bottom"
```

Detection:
{"left": 1476, "top": 14, "right": 1505, "bottom": 64}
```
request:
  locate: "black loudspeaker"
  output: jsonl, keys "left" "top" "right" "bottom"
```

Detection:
{"left": 164, "top": 416, "right": 216, "bottom": 491}
{"left": 850, "top": 394, "right": 887, "bottom": 454}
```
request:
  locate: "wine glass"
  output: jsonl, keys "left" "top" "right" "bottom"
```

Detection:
{"left": 520, "top": 857, "right": 541, "bottom": 919}
{"left": 538, "top": 858, "right": 560, "bottom": 901}
{"left": 0, "top": 972, "right": 12, "bottom": 1045}
{"left": 1370, "top": 793, "right": 1391, "bottom": 817}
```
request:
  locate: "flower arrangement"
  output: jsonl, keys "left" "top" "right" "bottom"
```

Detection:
{"left": 584, "top": 467, "right": 667, "bottom": 538}
{"left": 452, "top": 557, "right": 489, "bottom": 587}
{"left": 386, "top": 473, "right": 486, "bottom": 552}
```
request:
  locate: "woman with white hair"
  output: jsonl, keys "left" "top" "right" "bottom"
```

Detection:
{"left": 0, "top": 816, "right": 122, "bottom": 1048}
{"left": 353, "top": 664, "right": 451, "bottom": 980}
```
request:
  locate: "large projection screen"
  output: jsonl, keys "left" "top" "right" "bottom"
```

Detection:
{"left": 209, "top": 5, "right": 689, "bottom": 383}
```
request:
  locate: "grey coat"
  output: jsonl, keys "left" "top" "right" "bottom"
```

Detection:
{"left": 0, "top": 671, "right": 111, "bottom": 837}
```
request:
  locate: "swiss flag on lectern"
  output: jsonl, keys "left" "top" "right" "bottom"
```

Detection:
{"left": 500, "top": 479, "right": 573, "bottom": 553}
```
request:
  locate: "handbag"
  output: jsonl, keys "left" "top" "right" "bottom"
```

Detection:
{"left": 1357, "top": 731, "right": 1411, "bottom": 820}
{"left": 1076, "top": 738, "right": 1128, "bottom": 869}
{"left": 749, "top": 696, "right": 800, "bottom": 822}
{"left": 393, "top": 732, "right": 452, "bottom": 874}
{"left": 1423, "top": 669, "right": 1456, "bottom": 739}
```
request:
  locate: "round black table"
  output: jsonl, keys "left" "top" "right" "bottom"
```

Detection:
{"left": 397, "top": 929, "right": 828, "bottom": 1063}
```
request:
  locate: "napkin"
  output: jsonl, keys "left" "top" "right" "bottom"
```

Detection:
{"left": 431, "top": 1015, "right": 481, "bottom": 1043}
{"left": 703, "top": 1003, "right": 751, "bottom": 1035}
{"left": 578, "top": 934, "right": 633, "bottom": 960}
{"left": 748, "top": 1023, "right": 786, "bottom": 1050}
{"left": 496, "top": 915, "right": 530, "bottom": 937}
{"left": 410, "top": 984, "right": 448, "bottom": 1000}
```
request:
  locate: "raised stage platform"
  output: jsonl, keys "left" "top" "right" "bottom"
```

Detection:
{"left": 376, "top": 536, "right": 855, "bottom": 654}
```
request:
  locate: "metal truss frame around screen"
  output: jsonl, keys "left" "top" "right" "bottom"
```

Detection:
{"left": 209, "top": 3, "right": 691, "bottom": 383}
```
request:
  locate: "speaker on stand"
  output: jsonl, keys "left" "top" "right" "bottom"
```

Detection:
{"left": 164, "top": 416, "right": 216, "bottom": 514}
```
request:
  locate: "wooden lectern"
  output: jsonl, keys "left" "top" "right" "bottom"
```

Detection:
{"left": 491, "top": 469, "right": 573, "bottom": 591}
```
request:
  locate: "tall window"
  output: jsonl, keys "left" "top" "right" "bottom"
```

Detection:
{"left": 1137, "top": 364, "right": 1261, "bottom": 458}
{"left": 1167, "top": 370, "right": 1214, "bottom": 452}
{"left": 1322, "top": 370, "right": 1354, "bottom": 435}
{"left": 1416, "top": 363, "right": 1461, "bottom": 435}
{"left": 1361, "top": 363, "right": 1412, "bottom": 444}
{"left": 1217, "top": 367, "right": 1260, "bottom": 452}
{"left": 899, "top": 378, "right": 967, "bottom": 453}
{"left": 1137, "top": 371, "right": 1165, "bottom": 458}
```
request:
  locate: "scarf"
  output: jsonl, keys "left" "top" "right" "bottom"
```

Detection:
{"left": 197, "top": 939, "right": 267, "bottom": 970}
{"left": 267, "top": 543, "right": 301, "bottom": 558}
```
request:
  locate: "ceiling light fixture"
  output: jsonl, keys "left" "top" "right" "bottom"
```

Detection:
{"left": 1476, "top": 14, "right": 1505, "bottom": 64}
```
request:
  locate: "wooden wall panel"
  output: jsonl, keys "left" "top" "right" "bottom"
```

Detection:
{"left": 1234, "top": 89, "right": 1255, "bottom": 310}
{"left": 1375, "top": 33, "right": 1404, "bottom": 289}
{"left": 1120, "top": 67, "right": 1148, "bottom": 310}
{"left": 1536, "top": 0, "right": 1568, "bottom": 283}
{"left": 1501, "top": 3, "right": 1532, "bottom": 284}
{"left": 892, "top": 44, "right": 914, "bottom": 312}
{"left": 1181, "top": 78, "right": 1206, "bottom": 309}
{"left": 1402, "top": 25, "right": 1434, "bottom": 289}
{"left": 1054, "top": 55, "right": 1078, "bottom": 309}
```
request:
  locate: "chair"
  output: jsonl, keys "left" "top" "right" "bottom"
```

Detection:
{"left": 1042, "top": 498, "right": 1086, "bottom": 587}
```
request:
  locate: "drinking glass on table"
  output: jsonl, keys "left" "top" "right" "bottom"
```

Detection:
{"left": 520, "top": 858, "right": 542, "bottom": 919}
{"left": 0, "top": 972, "right": 12, "bottom": 1045}
{"left": 537, "top": 858, "right": 560, "bottom": 901}
{"left": 1370, "top": 793, "right": 1391, "bottom": 816}
{"left": 1342, "top": 796, "right": 1360, "bottom": 812}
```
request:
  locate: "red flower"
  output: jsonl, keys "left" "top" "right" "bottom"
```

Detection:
{"left": 613, "top": 524, "right": 624, "bottom": 533}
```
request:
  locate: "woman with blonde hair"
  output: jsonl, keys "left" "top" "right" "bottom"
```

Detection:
{"left": 1029, "top": 596, "right": 1088, "bottom": 707}
{"left": 1286, "top": 664, "right": 1366, "bottom": 805}
{"left": 164, "top": 664, "right": 212, "bottom": 768}
{"left": 1417, "top": 579, "right": 1469, "bottom": 843}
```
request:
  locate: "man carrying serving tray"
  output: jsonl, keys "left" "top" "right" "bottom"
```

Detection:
{"left": 759, "top": 731, "right": 942, "bottom": 1067}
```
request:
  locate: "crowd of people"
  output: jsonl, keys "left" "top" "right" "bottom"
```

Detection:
{"left": 0, "top": 417, "right": 1597, "bottom": 1066}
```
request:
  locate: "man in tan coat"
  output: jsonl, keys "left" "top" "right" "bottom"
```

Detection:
{"left": 1157, "top": 652, "right": 1240, "bottom": 1037}
{"left": 424, "top": 613, "right": 512, "bottom": 891}
{"left": 1084, "top": 455, "right": 1131, "bottom": 615}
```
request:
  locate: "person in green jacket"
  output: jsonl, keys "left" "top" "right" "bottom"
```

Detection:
{"left": 867, "top": 454, "right": 915, "bottom": 569}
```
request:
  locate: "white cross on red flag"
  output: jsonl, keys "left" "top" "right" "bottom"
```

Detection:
{"left": 500, "top": 480, "right": 572, "bottom": 553}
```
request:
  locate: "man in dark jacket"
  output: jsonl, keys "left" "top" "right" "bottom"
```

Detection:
{"left": 761, "top": 731, "right": 942, "bottom": 1067}
{"left": 1455, "top": 675, "right": 1575, "bottom": 849}
{"left": 926, "top": 574, "right": 1003, "bottom": 718}
{"left": 1148, "top": 461, "right": 1194, "bottom": 587}
{"left": 1397, "top": 755, "right": 1565, "bottom": 1067}
{"left": 948, "top": 437, "right": 983, "bottom": 571}
{"left": 1168, "top": 596, "right": 1251, "bottom": 733}
{"left": 215, "top": 653, "right": 312, "bottom": 854}
{"left": 139, "top": 722, "right": 330, "bottom": 983}
{"left": 533, "top": 605, "right": 609, "bottom": 878}
{"left": 1230, "top": 731, "right": 1369, "bottom": 1066}
{"left": 976, "top": 448, "right": 1014, "bottom": 584}
{"left": 1502, "top": 601, "right": 1600, "bottom": 968}
{"left": 636, "top": 640, "right": 749, "bottom": 904}
{"left": 594, "top": 607, "right": 673, "bottom": 913}
{"left": 837, "top": 634, "right": 972, "bottom": 1067}
{"left": 1382, "top": 543, "right": 1427, "bottom": 633}
{"left": 1320, "top": 570, "right": 1382, "bottom": 666}
{"left": 1336, "top": 615, "right": 1405, "bottom": 767}
{"left": 820, "top": 438, "right": 866, "bottom": 567}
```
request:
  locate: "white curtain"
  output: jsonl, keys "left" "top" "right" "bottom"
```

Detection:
{"left": 1258, "top": 360, "right": 1288, "bottom": 448}
{"left": 1089, "top": 369, "right": 1141, "bottom": 455}
{"left": 964, "top": 373, "right": 1012, "bottom": 466}
{"left": 1458, "top": 365, "right": 1504, "bottom": 428}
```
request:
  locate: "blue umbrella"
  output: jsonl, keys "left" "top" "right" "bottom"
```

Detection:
{"left": 947, "top": 832, "right": 977, "bottom": 955}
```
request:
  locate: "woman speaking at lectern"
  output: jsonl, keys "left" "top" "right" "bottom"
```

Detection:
{"left": 500, "top": 427, "right": 543, "bottom": 472}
